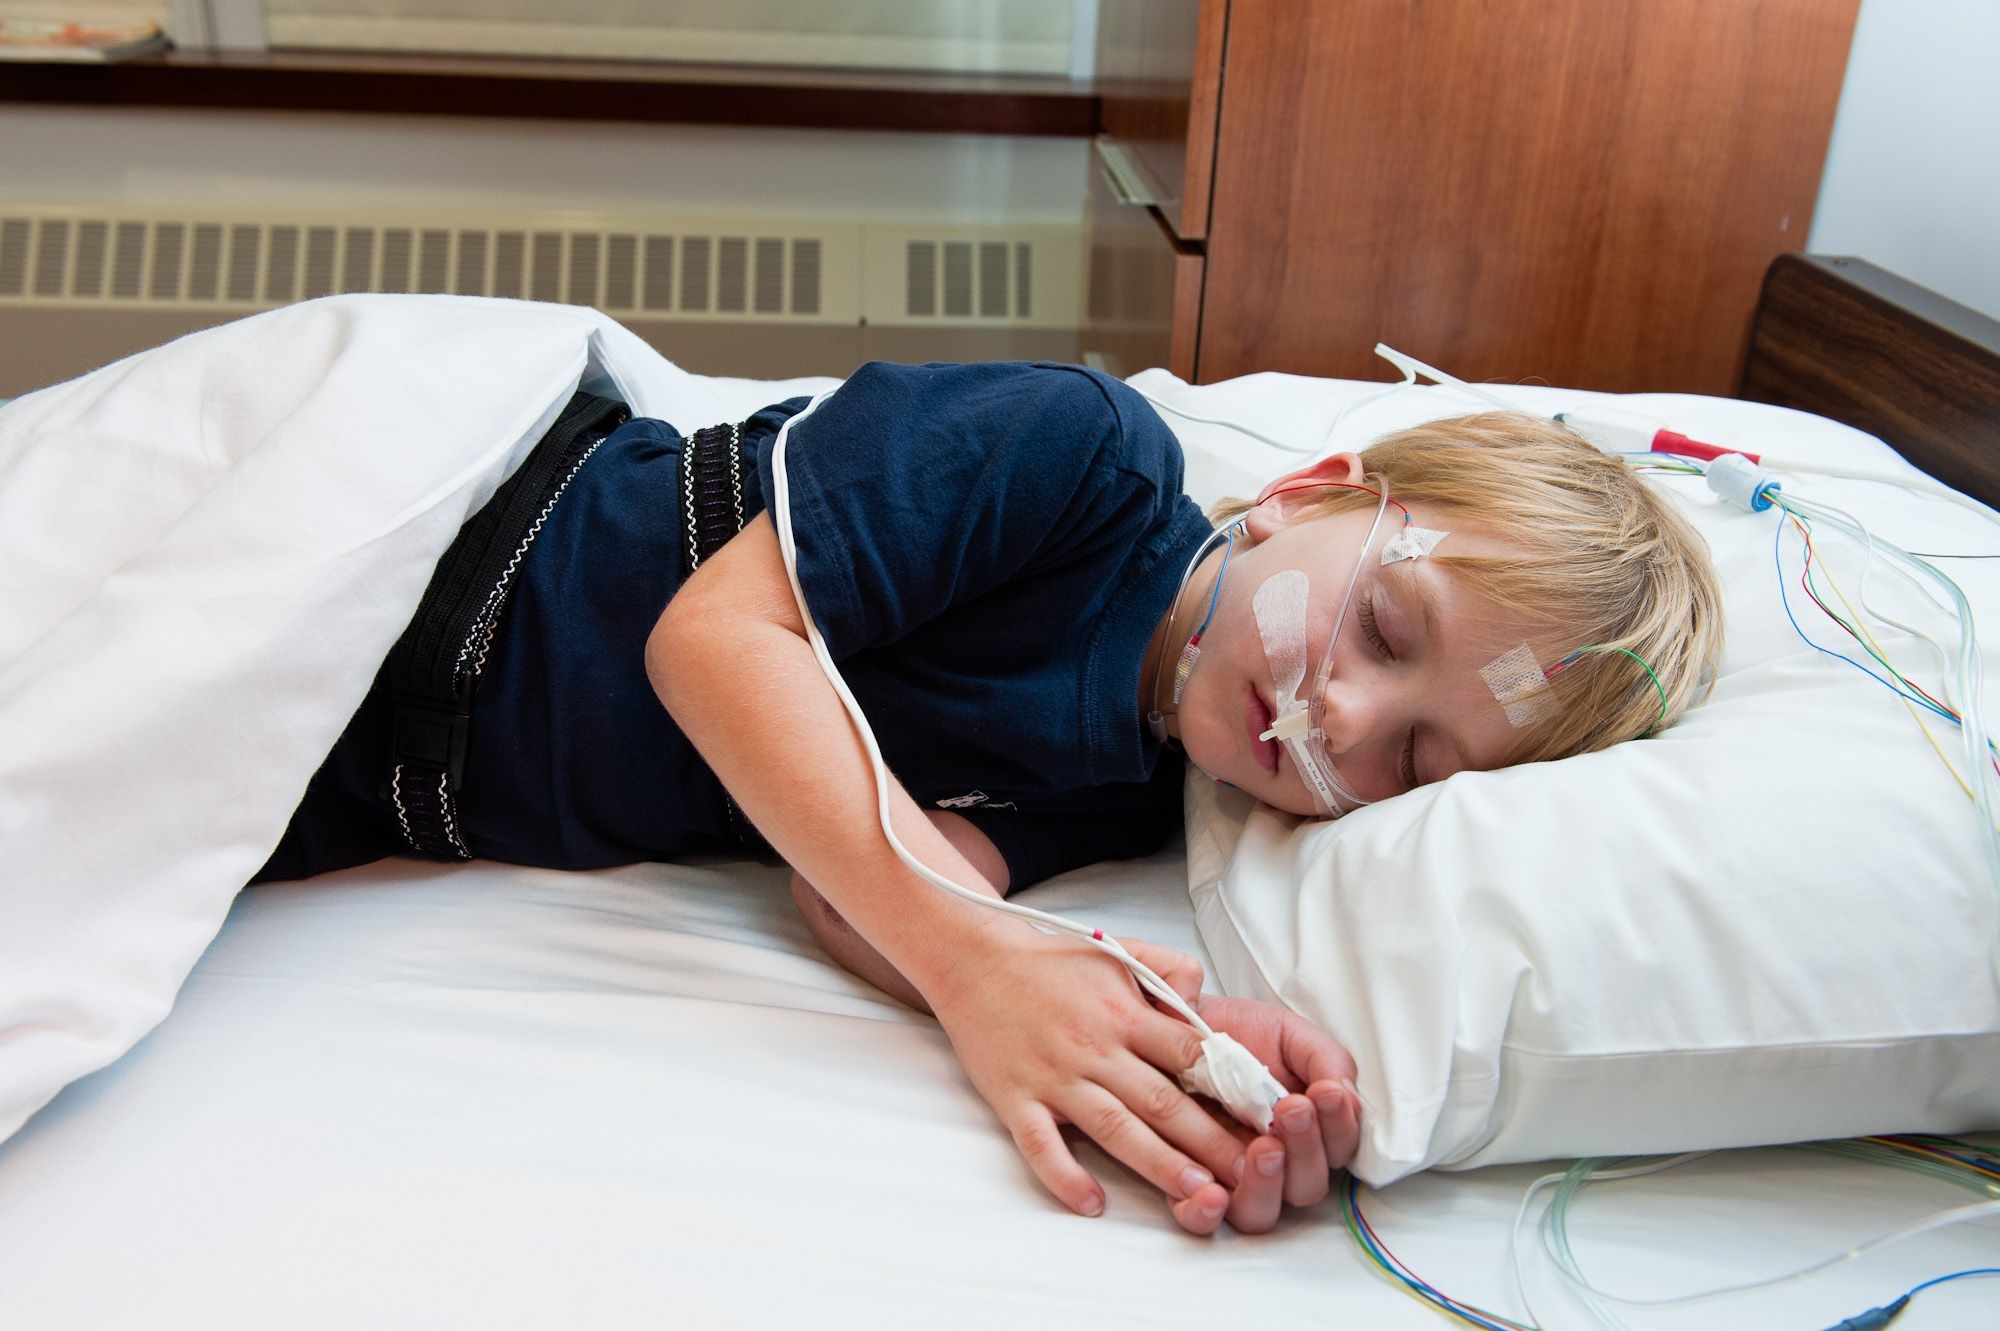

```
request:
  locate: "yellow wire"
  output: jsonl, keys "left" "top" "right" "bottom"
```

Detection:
{"left": 1788, "top": 513, "right": 1980, "bottom": 805}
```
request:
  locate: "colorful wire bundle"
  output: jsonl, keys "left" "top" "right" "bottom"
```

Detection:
{"left": 1341, "top": 1134, "right": 2000, "bottom": 1331}
{"left": 1770, "top": 499, "right": 2000, "bottom": 783}
{"left": 1339, "top": 1174, "right": 1531, "bottom": 1331}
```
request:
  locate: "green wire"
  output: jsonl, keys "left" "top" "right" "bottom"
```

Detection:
{"left": 1566, "top": 645, "right": 1669, "bottom": 734}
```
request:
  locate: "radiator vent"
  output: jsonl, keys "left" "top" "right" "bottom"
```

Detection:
{"left": 902, "top": 239, "right": 1034, "bottom": 320}
{"left": 0, "top": 208, "right": 1080, "bottom": 329}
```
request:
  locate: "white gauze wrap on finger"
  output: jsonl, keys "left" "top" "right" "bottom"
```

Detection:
{"left": 1178, "top": 1033, "right": 1285, "bottom": 1134}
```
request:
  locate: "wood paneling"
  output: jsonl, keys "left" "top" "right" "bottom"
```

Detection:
{"left": 1197, "top": 0, "right": 1859, "bottom": 393}
{"left": 0, "top": 49, "right": 1098, "bottom": 136}
{"left": 1741, "top": 254, "right": 2000, "bottom": 508}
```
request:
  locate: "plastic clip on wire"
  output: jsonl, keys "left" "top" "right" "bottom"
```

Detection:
{"left": 766, "top": 389, "right": 1285, "bottom": 1136}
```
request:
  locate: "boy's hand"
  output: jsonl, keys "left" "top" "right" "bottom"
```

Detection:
{"left": 1170, "top": 995, "right": 1361, "bottom": 1235}
{"left": 921, "top": 926, "right": 1249, "bottom": 1229}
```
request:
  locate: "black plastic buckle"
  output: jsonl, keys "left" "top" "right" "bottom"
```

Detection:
{"left": 390, "top": 683, "right": 473, "bottom": 791}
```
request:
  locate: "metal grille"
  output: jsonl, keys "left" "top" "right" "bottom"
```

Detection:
{"left": 905, "top": 238, "right": 1037, "bottom": 320}
{"left": 0, "top": 210, "right": 1065, "bottom": 326}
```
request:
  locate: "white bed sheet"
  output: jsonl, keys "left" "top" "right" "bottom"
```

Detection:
{"left": 1, "top": 851, "right": 1991, "bottom": 1330}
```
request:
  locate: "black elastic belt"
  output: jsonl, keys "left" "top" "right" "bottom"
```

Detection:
{"left": 381, "top": 390, "right": 628, "bottom": 859}
{"left": 680, "top": 420, "right": 769, "bottom": 854}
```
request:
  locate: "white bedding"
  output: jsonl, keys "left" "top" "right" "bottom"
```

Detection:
{"left": 2, "top": 299, "right": 1996, "bottom": 1328}
{"left": 1, "top": 853, "right": 1992, "bottom": 1329}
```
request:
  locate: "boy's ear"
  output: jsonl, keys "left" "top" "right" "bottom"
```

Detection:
{"left": 1253, "top": 451, "right": 1366, "bottom": 504}
{"left": 1246, "top": 451, "right": 1367, "bottom": 538}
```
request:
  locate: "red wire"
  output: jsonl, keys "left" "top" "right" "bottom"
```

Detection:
{"left": 1258, "top": 478, "right": 1412, "bottom": 523}
{"left": 1790, "top": 517, "right": 2000, "bottom": 778}
{"left": 1792, "top": 517, "right": 1958, "bottom": 715}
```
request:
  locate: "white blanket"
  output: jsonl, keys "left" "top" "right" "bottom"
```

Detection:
{"left": 0, "top": 295, "right": 795, "bottom": 1143}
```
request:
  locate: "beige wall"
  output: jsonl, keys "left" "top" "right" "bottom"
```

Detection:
{"left": 0, "top": 106, "right": 1088, "bottom": 390}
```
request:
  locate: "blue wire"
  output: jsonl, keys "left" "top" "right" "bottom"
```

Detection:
{"left": 1344, "top": 1177, "right": 1522, "bottom": 1331}
{"left": 1903, "top": 1266, "right": 2000, "bottom": 1299}
{"left": 1189, "top": 523, "right": 1237, "bottom": 640}
{"left": 1769, "top": 507, "right": 1961, "bottom": 725}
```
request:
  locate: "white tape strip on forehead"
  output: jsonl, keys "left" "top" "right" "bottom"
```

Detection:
{"left": 1480, "top": 642, "right": 1556, "bottom": 727}
{"left": 1253, "top": 570, "right": 1313, "bottom": 741}
{"left": 1381, "top": 525, "right": 1450, "bottom": 565}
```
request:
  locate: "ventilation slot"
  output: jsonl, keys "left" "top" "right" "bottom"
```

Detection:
{"left": 0, "top": 211, "right": 1071, "bottom": 329}
{"left": 0, "top": 216, "right": 835, "bottom": 317}
{"left": 0, "top": 219, "right": 29, "bottom": 296}
{"left": 34, "top": 220, "right": 69, "bottom": 297}
{"left": 903, "top": 238, "right": 1037, "bottom": 320}
{"left": 792, "top": 239, "right": 821, "bottom": 315}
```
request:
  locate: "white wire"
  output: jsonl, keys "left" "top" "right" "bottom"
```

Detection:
{"left": 1509, "top": 1158, "right": 1705, "bottom": 1331}
{"left": 1372, "top": 344, "right": 1528, "bottom": 414}
{"left": 1773, "top": 490, "right": 2000, "bottom": 979}
{"left": 1132, "top": 373, "right": 1413, "bottom": 456}
{"left": 1785, "top": 489, "right": 1968, "bottom": 713}
{"left": 1553, "top": 1184, "right": 2000, "bottom": 1311}
{"left": 1761, "top": 455, "right": 2000, "bottom": 533}
{"left": 1514, "top": 1153, "right": 2000, "bottom": 1328}
{"left": 1128, "top": 341, "right": 1540, "bottom": 458}
{"left": 765, "top": 389, "right": 1212, "bottom": 1032}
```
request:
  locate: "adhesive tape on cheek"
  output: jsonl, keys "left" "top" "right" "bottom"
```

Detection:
{"left": 1178, "top": 1032, "right": 1286, "bottom": 1134}
{"left": 1253, "top": 570, "right": 1311, "bottom": 734}
{"left": 1479, "top": 642, "right": 1555, "bottom": 727}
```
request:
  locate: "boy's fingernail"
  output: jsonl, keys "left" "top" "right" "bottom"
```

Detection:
{"left": 1081, "top": 1193, "right": 1105, "bottom": 1217}
{"left": 1256, "top": 1150, "right": 1285, "bottom": 1178}
{"left": 1280, "top": 1105, "right": 1314, "bottom": 1133}
{"left": 1179, "top": 1165, "right": 1213, "bottom": 1198}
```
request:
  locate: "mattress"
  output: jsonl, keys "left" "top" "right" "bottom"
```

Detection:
{"left": 1, "top": 851, "right": 1992, "bottom": 1329}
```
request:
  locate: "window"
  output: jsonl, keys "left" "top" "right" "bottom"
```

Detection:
{"left": 158, "top": 0, "right": 1093, "bottom": 75}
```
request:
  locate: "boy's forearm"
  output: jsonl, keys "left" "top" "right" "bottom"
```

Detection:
{"left": 648, "top": 523, "right": 1013, "bottom": 1003}
{"left": 790, "top": 811, "right": 1011, "bottom": 1014}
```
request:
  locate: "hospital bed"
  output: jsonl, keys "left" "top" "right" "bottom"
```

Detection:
{"left": 1, "top": 258, "right": 1996, "bottom": 1330}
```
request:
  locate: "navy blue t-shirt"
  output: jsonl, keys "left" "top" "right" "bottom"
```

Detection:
{"left": 453, "top": 361, "right": 1213, "bottom": 890}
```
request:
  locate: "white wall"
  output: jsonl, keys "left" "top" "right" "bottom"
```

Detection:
{"left": 1810, "top": 0, "right": 2000, "bottom": 321}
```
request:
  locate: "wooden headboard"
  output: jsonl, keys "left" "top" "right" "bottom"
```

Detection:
{"left": 1739, "top": 254, "right": 2000, "bottom": 508}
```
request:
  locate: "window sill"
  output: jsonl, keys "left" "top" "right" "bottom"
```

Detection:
{"left": 0, "top": 48, "right": 1101, "bottom": 137}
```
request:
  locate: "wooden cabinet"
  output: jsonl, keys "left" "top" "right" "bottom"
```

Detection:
{"left": 1084, "top": 0, "right": 1862, "bottom": 395}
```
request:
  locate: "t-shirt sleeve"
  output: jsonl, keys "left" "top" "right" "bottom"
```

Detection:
{"left": 755, "top": 361, "right": 1165, "bottom": 659}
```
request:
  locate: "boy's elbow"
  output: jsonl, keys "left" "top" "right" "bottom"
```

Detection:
{"left": 645, "top": 593, "right": 699, "bottom": 711}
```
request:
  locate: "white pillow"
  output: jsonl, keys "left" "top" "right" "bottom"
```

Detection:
{"left": 1133, "top": 370, "right": 2000, "bottom": 1185}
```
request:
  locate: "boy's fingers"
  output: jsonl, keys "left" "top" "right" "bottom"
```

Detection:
{"left": 1170, "top": 1180, "right": 1231, "bottom": 1236}
{"left": 1008, "top": 1105, "right": 1105, "bottom": 1218}
{"left": 1273, "top": 1094, "right": 1331, "bottom": 1207}
{"left": 1115, "top": 1027, "right": 1251, "bottom": 1181}
{"left": 1116, "top": 936, "right": 1205, "bottom": 1008}
{"left": 1312, "top": 1079, "right": 1362, "bottom": 1170}
{"left": 1062, "top": 1081, "right": 1226, "bottom": 1208}
{"left": 1226, "top": 1136, "right": 1286, "bottom": 1234}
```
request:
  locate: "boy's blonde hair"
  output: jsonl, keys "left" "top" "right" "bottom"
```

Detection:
{"left": 1215, "top": 412, "right": 1724, "bottom": 765}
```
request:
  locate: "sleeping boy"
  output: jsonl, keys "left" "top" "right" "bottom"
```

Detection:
{"left": 260, "top": 360, "right": 1722, "bottom": 1233}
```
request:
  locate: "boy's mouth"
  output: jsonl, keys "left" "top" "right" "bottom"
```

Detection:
{"left": 1247, "top": 687, "right": 1279, "bottom": 774}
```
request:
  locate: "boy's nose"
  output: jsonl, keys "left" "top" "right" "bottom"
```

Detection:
{"left": 1313, "top": 681, "right": 1381, "bottom": 756}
